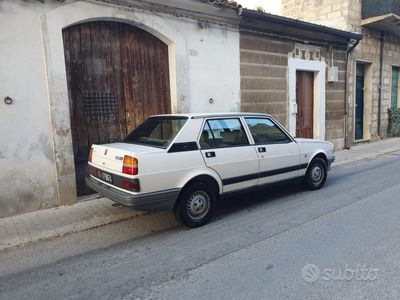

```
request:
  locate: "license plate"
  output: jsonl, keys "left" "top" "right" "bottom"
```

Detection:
{"left": 96, "top": 170, "right": 112, "bottom": 183}
{"left": 102, "top": 172, "right": 113, "bottom": 183}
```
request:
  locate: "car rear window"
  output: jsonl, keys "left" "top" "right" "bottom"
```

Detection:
{"left": 123, "top": 117, "right": 188, "bottom": 148}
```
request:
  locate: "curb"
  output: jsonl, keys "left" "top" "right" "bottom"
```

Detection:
{"left": 0, "top": 210, "right": 151, "bottom": 253}
{"left": 332, "top": 148, "right": 400, "bottom": 167}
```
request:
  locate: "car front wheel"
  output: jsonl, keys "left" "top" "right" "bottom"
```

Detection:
{"left": 303, "top": 157, "right": 327, "bottom": 190}
{"left": 174, "top": 182, "right": 216, "bottom": 228}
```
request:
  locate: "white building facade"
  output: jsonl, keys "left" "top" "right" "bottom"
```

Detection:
{"left": 0, "top": 0, "right": 241, "bottom": 217}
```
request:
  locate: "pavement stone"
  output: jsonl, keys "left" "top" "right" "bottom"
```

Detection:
{"left": 0, "top": 137, "right": 399, "bottom": 253}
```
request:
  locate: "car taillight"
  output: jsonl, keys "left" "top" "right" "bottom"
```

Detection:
{"left": 121, "top": 180, "right": 140, "bottom": 191}
{"left": 89, "top": 147, "right": 93, "bottom": 162}
{"left": 122, "top": 155, "right": 138, "bottom": 175}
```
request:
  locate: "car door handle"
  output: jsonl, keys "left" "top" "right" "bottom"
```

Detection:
{"left": 258, "top": 147, "right": 266, "bottom": 153}
{"left": 205, "top": 151, "right": 216, "bottom": 158}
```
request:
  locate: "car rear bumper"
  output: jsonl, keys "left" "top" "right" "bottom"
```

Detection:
{"left": 85, "top": 176, "right": 180, "bottom": 211}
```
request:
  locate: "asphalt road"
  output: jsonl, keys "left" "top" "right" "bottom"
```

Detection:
{"left": 1, "top": 152, "right": 400, "bottom": 300}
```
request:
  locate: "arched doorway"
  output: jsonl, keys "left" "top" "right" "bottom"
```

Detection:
{"left": 62, "top": 21, "right": 171, "bottom": 196}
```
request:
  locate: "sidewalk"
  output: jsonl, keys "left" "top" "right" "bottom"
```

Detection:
{"left": 1, "top": 137, "right": 399, "bottom": 252}
{"left": 334, "top": 137, "right": 400, "bottom": 166}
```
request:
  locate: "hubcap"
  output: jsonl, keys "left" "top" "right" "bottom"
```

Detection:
{"left": 310, "top": 164, "right": 324, "bottom": 183}
{"left": 186, "top": 191, "right": 210, "bottom": 220}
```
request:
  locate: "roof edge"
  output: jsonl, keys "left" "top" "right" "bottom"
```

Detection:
{"left": 240, "top": 8, "right": 363, "bottom": 41}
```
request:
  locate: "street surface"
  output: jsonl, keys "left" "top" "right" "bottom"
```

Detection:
{"left": 1, "top": 151, "right": 400, "bottom": 299}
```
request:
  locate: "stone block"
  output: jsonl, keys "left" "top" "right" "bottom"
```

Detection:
{"left": 240, "top": 51, "right": 288, "bottom": 66}
{"left": 241, "top": 90, "right": 287, "bottom": 103}
{"left": 241, "top": 77, "right": 287, "bottom": 90}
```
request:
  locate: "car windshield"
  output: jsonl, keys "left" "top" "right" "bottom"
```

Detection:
{"left": 123, "top": 116, "right": 188, "bottom": 148}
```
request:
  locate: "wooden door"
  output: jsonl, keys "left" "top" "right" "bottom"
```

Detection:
{"left": 63, "top": 21, "right": 171, "bottom": 196}
{"left": 296, "top": 71, "right": 314, "bottom": 138}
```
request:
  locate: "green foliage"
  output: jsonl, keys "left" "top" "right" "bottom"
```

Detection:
{"left": 256, "top": 6, "right": 266, "bottom": 13}
{"left": 388, "top": 108, "right": 400, "bottom": 136}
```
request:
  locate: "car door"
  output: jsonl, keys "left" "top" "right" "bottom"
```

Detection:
{"left": 244, "top": 117, "right": 302, "bottom": 185}
{"left": 199, "top": 118, "right": 259, "bottom": 193}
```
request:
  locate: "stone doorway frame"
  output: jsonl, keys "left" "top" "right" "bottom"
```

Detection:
{"left": 353, "top": 60, "right": 373, "bottom": 142}
{"left": 287, "top": 43, "right": 326, "bottom": 140}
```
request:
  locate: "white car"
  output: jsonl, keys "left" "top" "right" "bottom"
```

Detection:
{"left": 86, "top": 113, "right": 335, "bottom": 227}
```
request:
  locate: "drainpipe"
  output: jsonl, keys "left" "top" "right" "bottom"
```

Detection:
{"left": 344, "top": 39, "right": 360, "bottom": 149}
{"left": 378, "top": 32, "right": 384, "bottom": 138}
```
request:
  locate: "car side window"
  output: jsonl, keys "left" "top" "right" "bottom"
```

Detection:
{"left": 245, "top": 118, "right": 291, "bottom": 144}
{"left": 199, "top": 118, "right": 249, "bottom": 149}
{"left": 199, "top": 122, "right": 216, "bottom": 149}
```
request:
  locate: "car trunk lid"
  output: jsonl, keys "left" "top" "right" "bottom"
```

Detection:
{"left": 90, "top": 143, "right": 163, "bottom": 175}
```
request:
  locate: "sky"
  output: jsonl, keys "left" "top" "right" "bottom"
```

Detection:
{"left": 237, "top": 0, "right": 282, "bottom": 14}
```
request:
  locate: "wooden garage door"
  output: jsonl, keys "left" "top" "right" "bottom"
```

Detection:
{"left": 63, "top": 21, "right": 171, "bottom": 196}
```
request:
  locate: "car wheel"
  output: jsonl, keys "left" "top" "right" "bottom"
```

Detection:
{"left": 303, "top": 157, "right": 327, "bottom": 190}
{"left": 174, "top": 182, "right": 216, "bottom": 228}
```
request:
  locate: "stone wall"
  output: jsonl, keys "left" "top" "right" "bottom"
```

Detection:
{"left": 240, "top": 33, "right": 291, "bottom": 126}
{"left": 281, "top": 0, "right": 400, "bottom": 144}
{"left": 348, "top": 28, "right": 400, "bottom": 142}
{"left": 381, "top": 32, "right": 400, "bottom": 132}
{"left": 281, "top": 0, "right": 362, "bottom": 32}
{"left": 325, "top": 48, "right": 347, "bottom": 149}
{"left": 240, "top": 32, "right": 347, "bottom": 148}
{"left": 347, "top": 28, "right": 380, "bottom": 142}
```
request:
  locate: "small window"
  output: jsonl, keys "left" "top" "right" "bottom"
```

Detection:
{"left": 245, "top": 118, "right": 291, "bottom": 144}
{"left": 199, "top": 118, "right": 249, "bottom": 149}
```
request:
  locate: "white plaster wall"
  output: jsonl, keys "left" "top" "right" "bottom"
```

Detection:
{"left": 174, "top": 19, "right": 241, "bottom": 112}
{"left": 0, "top": 0, "right": 240, "bottom": 217}
{"left": 0, "top": 1, "right": 59, "bottom": 217}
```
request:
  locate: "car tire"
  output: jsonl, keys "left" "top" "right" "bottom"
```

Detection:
{"left": 174, "top": 182, "right": 216, "bottom": 228}
{"left": 303, "top": 157, "right": 327, "bottom": 190}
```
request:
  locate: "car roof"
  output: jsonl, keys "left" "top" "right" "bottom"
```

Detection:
{"left": 150, "top": 112, "right": 272, "bottom": 119}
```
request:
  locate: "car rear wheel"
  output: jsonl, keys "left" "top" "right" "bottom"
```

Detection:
{"left": 174, "top": 182, "right": 216, "bottom": 228}
{"left": 303, "top": 157, "right": 327, "bottom": 190}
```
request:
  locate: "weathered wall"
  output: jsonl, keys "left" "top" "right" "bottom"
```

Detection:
{"left": 281, "top": 0, "right": 362, "bottom": 32}
{"left": 181, "top": 20, "right": 241, "bottom": 113}
{"left": 0, "top": 0, "right": 240, "bottom": 217}
{"left": 348, "top": 28, "right": 400, "bottom": 142}
{"left": 0, "top": 1, "right": 59, "bottom": 217}
{"left": 382, "top": 33, "right": 400, "bottom": 113}
{"left": 281, "top": 0, "right": 400, "bottom": 144}
{"left": 240, "top": 32, "right": 347, "bottom": 149}
{"left": 240, "top": 33, "right": 290, "bottom": 126}
{"left": 325, "top": 48, "right": 347, "bottom": 149}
